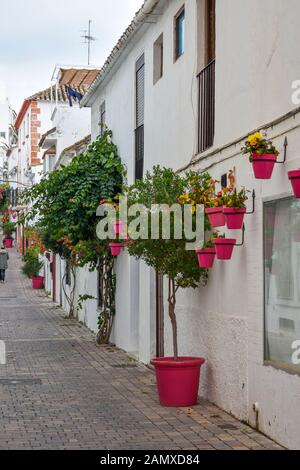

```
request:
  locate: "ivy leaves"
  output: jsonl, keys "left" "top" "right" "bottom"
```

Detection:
{"left": 23, "top": 130, "right": 125, "bottom": 268}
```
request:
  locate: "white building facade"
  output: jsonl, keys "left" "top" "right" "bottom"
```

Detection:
{"left": 78, "top": 0, "right": 300, "bottom": 448}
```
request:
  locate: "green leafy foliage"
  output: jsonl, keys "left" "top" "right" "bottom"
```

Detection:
{"left": 22, "top": 130, "right": 125, "bottom": 269}
{"left": 22, "top": 249, "right": 44, "bottom": 278}
{"left": 124, "top": 166, "right": 209, "bottom": 290}
{"left": 3, "top": 221, "right": 16, "bottom": 238}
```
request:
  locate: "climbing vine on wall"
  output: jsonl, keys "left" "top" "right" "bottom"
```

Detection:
{"left": 22, "top": 130, "right": 125, "bottom": 340}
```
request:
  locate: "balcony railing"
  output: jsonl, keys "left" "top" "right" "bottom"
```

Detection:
{"left": 135, "top": 124, "right": 144, "bottom": 181}
{"left": 198, "top": 59, "right": 215, "bottom": 153}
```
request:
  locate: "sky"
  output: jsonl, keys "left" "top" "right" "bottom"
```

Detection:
{"left": 0, "top": 0, "right": 144, "bottom": 112}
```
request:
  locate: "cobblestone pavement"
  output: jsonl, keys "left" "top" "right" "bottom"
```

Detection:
{"left": 0, "top": 250, "right": 283, "bottom": 450}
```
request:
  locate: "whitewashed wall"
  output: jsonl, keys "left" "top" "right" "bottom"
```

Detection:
{"left": 52, "top": 105, "right": 91, "bottom": 158}
{"left": 83, "top": 0, "right": 300, "bottom": 448}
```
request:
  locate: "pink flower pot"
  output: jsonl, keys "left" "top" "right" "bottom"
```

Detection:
{"left": 151, "top": 357, "right": 205, "bottom": 407}
{"left": 213, "top": 238, "right": 236, "bottom": 260}
{"left": 195, "top": 248, "right": 216, "bottom": 268}
{"left": 205, "top": 207, "right": 225, "bottom": 227}
{"left": 109, "top": 243, "right": 123, "bottom": 256}
{"left": 223, "top": 207, "right": 246, "bottom": 230}
{"left": 32, "top": 276, "right": 44, "bottom": 289}
{"left": 251, "top": 153, "right": 277, "bottom": 179}
{"left": 3, "top": 238, "right": 13, "bottom": 248}
{"left": 288, "top": 170, "right": 300, "bottom": 198}
{"left": 113, "top": 220, "right": 126, "bottom": 236}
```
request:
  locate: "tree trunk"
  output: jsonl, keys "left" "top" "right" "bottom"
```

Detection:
{"left": 168, "top": 276, "right": 178, "bottom": 360}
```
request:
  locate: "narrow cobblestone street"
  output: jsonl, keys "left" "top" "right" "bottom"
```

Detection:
{"left": 0, "top": 250, "right": 282, "bottom": 450}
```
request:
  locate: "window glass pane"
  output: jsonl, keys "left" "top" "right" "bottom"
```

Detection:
{"left": 264, "top": 197, "right": 300, "bottom": 371}
{"left": 177, "top": 11, "right": 185, "bottom": 57}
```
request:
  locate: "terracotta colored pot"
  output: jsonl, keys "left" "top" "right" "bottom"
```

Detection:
{"left": 205, "top": 206, "right": 225, "bottom": 227}
{"left": 213, "top": 238, "right": 236, "bottom": 260}
{"left": 195, "top": 248, "right": 216, "bottom": 268}
{"left": 223, "top": 207, "right": 246, "bottom": 230}
{"left": 3, "top": 238, "right": 13, "bottom": 248}
{"left": 109, "top": 242, "right": 123, "bottom": 256}
{"left": 288, "top": 170, "right": 300, "bottom": 198}
{"left": 151, "top": 357, "right": 205, "bottom": 407}
{"left": 32, "top": 276, "right": 44, "bottom": 289}
{"left": 251, "top": 153, "right": 277, "bottom": 179}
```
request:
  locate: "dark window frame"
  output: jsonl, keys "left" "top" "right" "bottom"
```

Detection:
{"left": 174, "top": 6, "right": 185, "bottom": 62}
{"left": 135, "top": 54, "right": 145, "bottom": 181}
{"left": 99, "top": 101, "right": 106, "bottom": 137}
{"left": 153, "top": 33, "right": 164, "bottom": 84}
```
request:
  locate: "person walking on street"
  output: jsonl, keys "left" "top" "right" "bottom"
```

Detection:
{"left": 0, "top": 245, "right": 9, "bottom": 283}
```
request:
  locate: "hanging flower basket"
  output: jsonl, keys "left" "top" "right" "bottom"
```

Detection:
{"left": 205, "top": 207, "right": 225, "bottom": 227}
{"left": 223, "top": 207, "right": 246, "bottom": 230}
{"left": 288, "top": 170, "right": 300, "bottom": 198}
{"left": 251, "top": 153, "right": 277, "bottom": 179}
{"left": 213, "top": 237, "right": 236, "bottom": 260}
{"left": 242, "top": 132, "right": 279, "bottom": 180}
{"left": 109, "top": 242, "right": 123, "bottom": 256}
{"left": 195, "top": 247, "right": 216, "bottom": 269}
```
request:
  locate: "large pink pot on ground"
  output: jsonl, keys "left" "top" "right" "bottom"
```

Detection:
{"left": 151, "top": 357, "right": 205, "bottom": 407}
{"left": 205, "top": 206, "right": 225, "bottom": 227}
{"left": 32, "top": 276, "right": 44, "bottom": 289}
{"left": 109, "top": 242, "right": 123, "bottom": 256}
{"left": 251, "top": 153, "right": 277, "bottom": 179}
{"left": 3, "top": 238, "right": 13, "bottom": 248}
{"left": 213, "top": 238, "right": 236, "bottom": 260}
{"left": 195, "top": 248, "right": 216, "bottom": 269}
{"left": 223, "top": 207, "right": 246, "bottom": 230}
{"left": 288, "top": 170, "right": 300, "bottom": 198}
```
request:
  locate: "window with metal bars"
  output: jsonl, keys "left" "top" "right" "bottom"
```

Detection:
{"left": 135, "top": 54, "right": 145, "bottom": 181}
{"left": 198, "top": 0, "right": 215, "bottom": 153}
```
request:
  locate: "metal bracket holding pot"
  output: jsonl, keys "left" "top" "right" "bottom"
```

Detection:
{"left": 234, "top": 224, "right": 245, "bottom": 246}
{"left": 275, "top": 136, "right": 288, "bottom": 164}
{"left": 246, "top": 189, "right": 256, "bottom": 214}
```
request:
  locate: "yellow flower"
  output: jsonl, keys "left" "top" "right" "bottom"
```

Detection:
{"left": 247, "top": 132, "right": 263, "bottom": 148}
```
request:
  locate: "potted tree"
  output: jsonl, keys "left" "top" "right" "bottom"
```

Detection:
{"left": 125, "top": 167, "right": 208, "bottom": 407}
{"left": 242, "top": 131, "right": 279, "bottom": 179}
{"left": 22, "top": 249, "right": 44, "bottom": 289}
{"left": 3, "top": 221, "right": 16, "bottom": 248}
{"left": 223, "top": 188, "right": 249, "bottom": 229}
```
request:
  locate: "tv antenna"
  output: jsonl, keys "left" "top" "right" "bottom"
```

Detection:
{"left": 81, "top": 20, "right": 96, "bottom": 65}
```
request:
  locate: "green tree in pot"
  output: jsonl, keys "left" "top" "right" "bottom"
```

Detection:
{"left": 3, "top": 221, "right": 16, "bottom": 248}
{"left": 22, "top": 248, "right": 44, "bottom": 289}
{"left": 124, "top": 167, "right": 211, "bottom": 407}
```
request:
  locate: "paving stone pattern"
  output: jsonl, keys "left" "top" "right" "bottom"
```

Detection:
{"left": 0, "top": 251, "right": 283, "bottom": 450}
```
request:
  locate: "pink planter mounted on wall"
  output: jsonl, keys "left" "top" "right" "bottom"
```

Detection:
{"left": 251, "top": 153, "right": 277, "bottom": 179}
{"left": 213, "top": 238, "right": 236, "bottom": 260}
{"left": 109, "top": 242, "right": 123, "bottom": 256}
{"left": 195, "top": 248, "right": 216, "bottom": 269}
{"left": 288, "top": 170, "right": 300, "bottom": 198}
{"left": 151, "top": 357, "right": 205, "bottom": 407}
{"left": 205, "top": 207, "right": 225, "bottom": 227}
{"left": 223, "top": 207, "right": 246, "bottom": 230}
